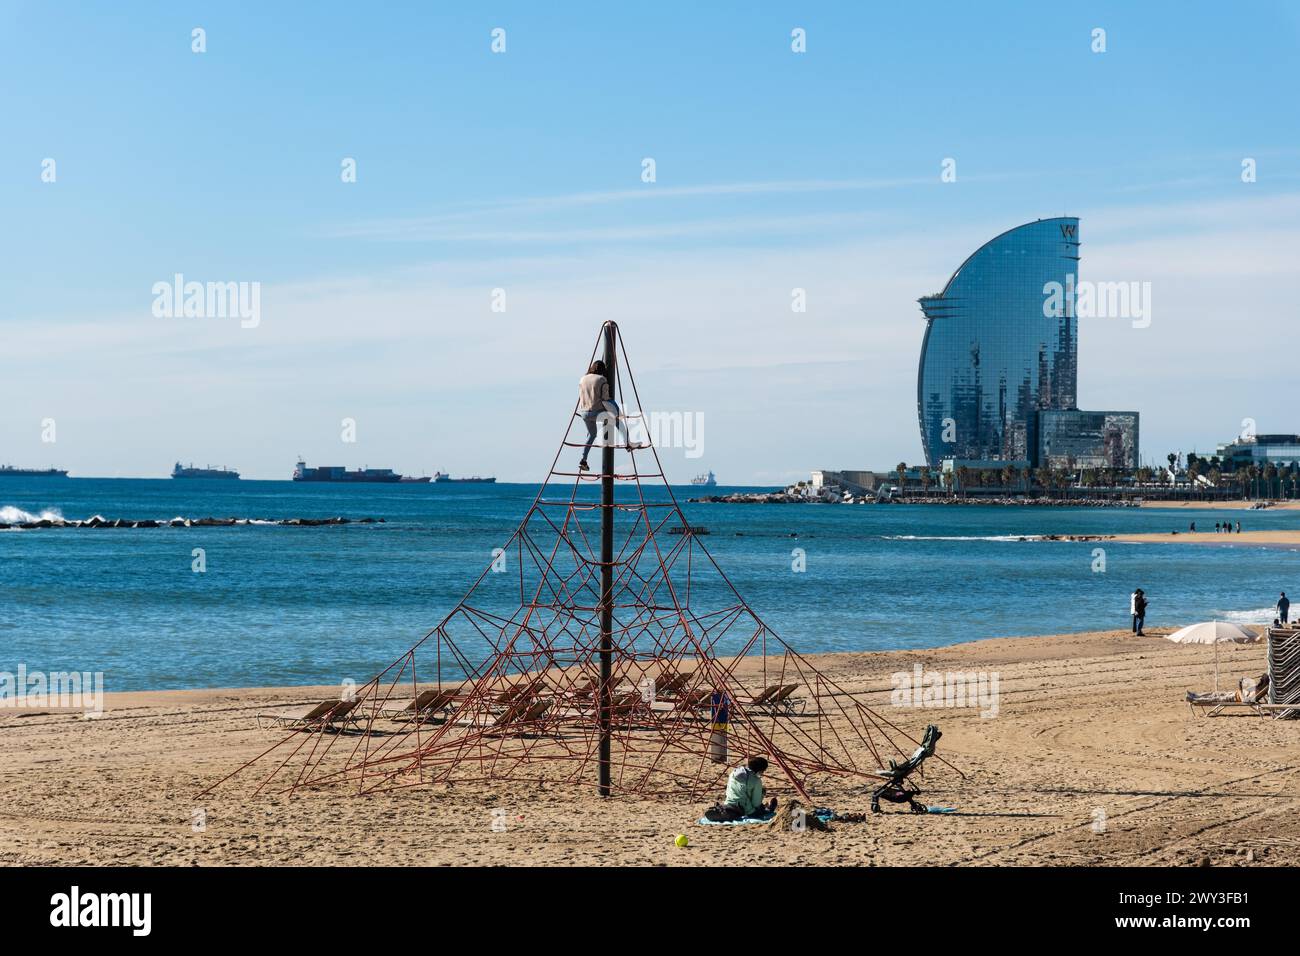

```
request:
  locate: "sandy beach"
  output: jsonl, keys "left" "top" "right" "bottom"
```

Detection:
{"left": 1139, "top": 500, "right": 1300, "bottom": 511}
{"left": 2, "top": 627, "right": 1296, "bottom": 867}
{"left": 1112, "top": 530, "right": 1300, "bottom": 546}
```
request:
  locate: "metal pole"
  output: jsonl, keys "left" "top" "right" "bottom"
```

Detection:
{"left": 598, "top": 322, "right": 617, "bottom": 797}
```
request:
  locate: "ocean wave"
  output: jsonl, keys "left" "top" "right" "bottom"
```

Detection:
{"left": 883, "top": 534, "right": 1043, "bottom": 542}
{"left": 0, "top": 505, "right": 64, "bottom": 524}
{"left": 1217, "top": 607, "right": 1280, "bottom": 625}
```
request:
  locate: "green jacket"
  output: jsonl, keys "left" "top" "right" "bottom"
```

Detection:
{"left": 724, "top": 765, "right": 764, "bottom": 814}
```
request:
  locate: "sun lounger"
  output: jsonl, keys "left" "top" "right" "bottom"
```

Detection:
{"left": 653, "top": 673, "right": 691, "bottom": 699}
{"left": 1187, "top": 674, "right": 1270, "bottom": 717}
{"left": 744, "top": 683, "right": 804, "bottom": 715}
{"left": 484, "top": 697, "right": 552, "bottom": 736}
{"left": 256, "top": 697, "right": 360, "bottom": 732}
{"left": 379, "top": 688, "right": 459, "bottom": 723}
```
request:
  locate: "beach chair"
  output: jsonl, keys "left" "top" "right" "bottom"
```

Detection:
{"left": 1186, "top": 674, "right": 1270, "bottom": 717}
{"left": 747, "top": 683, "right": 804, "bottom": 715}
{"left": 743, "top": 685, "right": 783, "bottom": 708}
{"left": 256, "top": 697, "right": 360, "bottom": 732}
{"left": 672, "top": 688, "right": 714, "bottom": 710}
{"left": 492, "top": 678, "right": 544, "bottom": 709}
{"left": 653, "top": 672, "right": 691, "bottom": 699}
{"left": 380, "top": 688, "right": 459, "bottom": 724}
{"left": 869, "top": 724, "right": 942, "bottom": 813}
{"left": 485, "top": 697, "right": 552, "bottom": 736}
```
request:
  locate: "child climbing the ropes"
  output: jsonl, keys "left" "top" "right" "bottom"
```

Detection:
{"left": 577, "top": 360, "right": 639, "bottom": 471}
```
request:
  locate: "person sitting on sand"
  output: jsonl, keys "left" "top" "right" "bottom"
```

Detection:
{"left": 718, "top": 756, "right": 778, "bottom": 821}
{"left": 1130, "top": 588, "right": 1147, "bottom": 636}
{"left": 576, "top": 360, "right": 640, "bottom": 472}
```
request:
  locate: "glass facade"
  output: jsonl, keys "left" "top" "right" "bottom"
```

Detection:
{"left": 1038, "top": 410, "right": 1140, "bottom": 470}
{"left": 917, "top": 218, "right": 1080, "bottom": 467}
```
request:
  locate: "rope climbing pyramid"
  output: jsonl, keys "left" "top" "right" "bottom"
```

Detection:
{"left": 207, "top": 322, "right": 950, "bottom": 801}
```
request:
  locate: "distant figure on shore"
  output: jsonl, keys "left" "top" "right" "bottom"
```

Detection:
{"left": 1236, "top": 520, "right": 1242, "bottom": 533}
{"left": 1214, "top": 522, "right": 1221, "bottom": 534}
{"left": 1190, "top": 521, "right": 1196, "bottom": 532}
{"left": 576, "top": 360, "right": 637, "bottom": 472}
{"left": 1130, "top": 588, "right": 1148, "bottom": 636}
{"left": 1278, "top": 592, "right": 1291, "bottom": 626}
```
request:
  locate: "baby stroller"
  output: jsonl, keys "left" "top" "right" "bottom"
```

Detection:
{"left": 870, "top": 724, "right": 941, "bottom": 814}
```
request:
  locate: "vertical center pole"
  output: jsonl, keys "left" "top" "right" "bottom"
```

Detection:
{"left": 598, "top": 322, "right": 617, "bottom": 797}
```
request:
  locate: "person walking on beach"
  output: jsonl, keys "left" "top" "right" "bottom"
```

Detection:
{"left": 576, "top": 360, "right": 638, "bottom": 472}
{"left": 1236, "top": 520, "right": 1242, "bottom": 533}
{"left": 1190, "top": 521, "right": 1196, "bottom": 533}
{"left": 1130, "top": 588, "right": 1148, "bottom": 636}
{"left": 1278, "top": 592, "right": 1291, "bottom": 626}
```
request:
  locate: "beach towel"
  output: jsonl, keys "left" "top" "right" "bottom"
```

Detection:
{"left": 696, "top": 808, "right": 835, "bottom": 827}
{"left": 697, "top": 810, "right": 776, "bottom": 826}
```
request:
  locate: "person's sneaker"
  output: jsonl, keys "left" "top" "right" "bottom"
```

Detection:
{"left": 578, "top": 460, "right": 589, "bottom": 472}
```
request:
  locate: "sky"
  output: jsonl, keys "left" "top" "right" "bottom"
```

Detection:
{"left": 2, "top": 1, "right": 1298, "bottom": 483}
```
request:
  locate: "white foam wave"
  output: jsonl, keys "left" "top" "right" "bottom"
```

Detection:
{"left": 0, "top": 505, "right": 64, "bottom": 524}
{"left": 1217, "top": 607, "right": 1279, "bottom": 625}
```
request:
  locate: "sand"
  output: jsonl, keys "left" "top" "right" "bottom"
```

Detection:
{"left": 3, "top": 628, "right": 1297, "bottom": 867}
{"left": 1139, "top": 500, "right": 1300, "bottom": 511}
{"left": 1112, "top": 531, "right": 1300, "bottom": 546}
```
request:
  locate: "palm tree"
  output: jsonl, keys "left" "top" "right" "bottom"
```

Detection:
{"left": 895, "top": 462, "right": 908, "bottom": 493}
{"left": 957, "top": 465, "right": 970, "bottom": 498}
{"left": 920, "top": 468, "right": 932, "bottom": 497}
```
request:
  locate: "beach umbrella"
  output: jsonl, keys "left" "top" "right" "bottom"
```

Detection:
{"left": 1164, "top": 621, "right": 1261, "bottom": 691}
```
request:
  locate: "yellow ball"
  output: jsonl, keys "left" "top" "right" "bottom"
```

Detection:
{"left": 674, "top": 834, "right": 689, "bottom": 848}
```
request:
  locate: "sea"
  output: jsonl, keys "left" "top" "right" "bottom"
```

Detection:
{"left": 2, "top": 477, "right": 1297, "bottom": 692}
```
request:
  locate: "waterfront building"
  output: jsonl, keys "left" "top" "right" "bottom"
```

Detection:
{"left": 916, "top": 217, "right": 1139, "bottom": 469}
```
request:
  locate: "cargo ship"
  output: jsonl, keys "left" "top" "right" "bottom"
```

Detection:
{"left": 172, "top": 462, "right": 240, "bottom": 479}
{"left": 292, "top": 460, "right": 404, "bottom": 483}
{"left": 433, "top": 471, "right": 496, "bottom": 484}
{"left": 0, "top": 464, "right": 69, "bottom": 478}
{"left": 690, "top": 470, "right": 717, "bottom": 487}
{"left": 399, "top": 475, "right": 432, "bottom": 483}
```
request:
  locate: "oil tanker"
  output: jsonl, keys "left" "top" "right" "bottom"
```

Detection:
{"left": 0, "top": 465, "right": 69, "bottom": 478}
{"left": 433, "top": 471, "right": 496, "bottom": 483}
{"left": 172, "top": 462, "right": 240, "bottom": 479}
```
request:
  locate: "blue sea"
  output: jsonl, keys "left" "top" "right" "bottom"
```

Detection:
{"left": 2, "top": 477, "right": 1297, "bottom": 692}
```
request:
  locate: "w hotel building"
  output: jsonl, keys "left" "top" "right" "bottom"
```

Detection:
{"left": 916, "top": 217, "right": 1139, "bottom": 470}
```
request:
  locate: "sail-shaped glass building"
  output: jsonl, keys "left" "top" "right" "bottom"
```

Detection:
{"left": 916, "top": 217, "right": 1138, "bottom": 469}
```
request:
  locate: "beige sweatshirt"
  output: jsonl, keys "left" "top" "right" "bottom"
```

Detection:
{"left": 578, "top": 373, "right": 612, "bottom": 412}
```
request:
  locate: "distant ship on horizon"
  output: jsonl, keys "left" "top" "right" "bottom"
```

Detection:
{"left": 172, "top": 462, "right": 240, "bottom": 480}
{"left": 690, "top": 470, "right": 717, "bottom": 487}
{"left": 292, "top": 459, "right": 404, "bottom": 483}
{"left": 433, "top": 471, "right": 496, "bottom": 484}
{"left": 0, "top": 464, "right": 69, "bottom": 478}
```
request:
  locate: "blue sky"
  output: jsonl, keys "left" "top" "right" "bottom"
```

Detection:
{"left": 2, "top": 1, "right": 1299, "bottom": 481}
